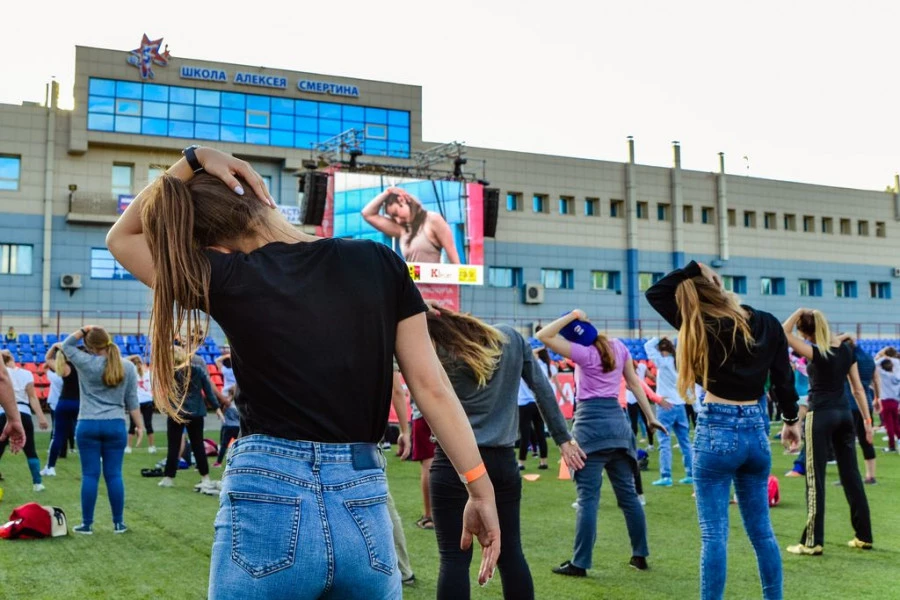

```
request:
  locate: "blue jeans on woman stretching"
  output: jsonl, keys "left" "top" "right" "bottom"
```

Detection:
{"left": 693, "top": 403, "right": 782, "bottom": 600}
{"left": 47, "top": 398, "right": 79, "bottom": 468}
{"left": 209, "top": 435, "right": 400, "bottom": 600}
{"left": 76, "top": 419, "right": 127, "bottom": 526}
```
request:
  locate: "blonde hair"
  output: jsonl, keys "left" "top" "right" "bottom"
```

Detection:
{"left": 83, "top": 327, "right": 125, "bottom": 387}
{"left": 798, "top": 310, "right": 833, "bottom": 357}
{"left": 425, "top": 307, "right": 506, "bottom": 387}
{"left": 126, "top": 354, "right": 144, "bottom": 377}
{"left": 674, "top": 277, "right": 754, "bottom": 399}
{"left": 55, "top": 347, "right": 68, "bottom": 377}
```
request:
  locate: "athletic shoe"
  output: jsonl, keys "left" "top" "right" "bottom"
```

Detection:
{"left": 380, "top": 442, "right": 391, "bottom": 450}
{"left": 552, "top": 561, "right": 586, "bottom": 577}
{"left": 148, "top": 446, "right": 157, "bottom": 454}
{"left": 652, "top": 477, "right": 673, "bottom": 487}
{"left": 786, "top": 544, "right": 823, "bottom": 555}
{"left": 638, "top": 494, "right": 646, "bottom": 506}
{"left": 827, "top": 460, "right": 837, "bottom": 465}
{"left": 629, "top": 556, "right": 649, "bottom": 570}
{"left": 847, "top": 538, "right": 873, "bottom": 550}
{"left": 33, "top": 484, "right": 46, "bottom": 492}
{"left": 646, "top": 445, "right": 654, "bottom": 451}
{"left": 158, "top": 477, "right": 174, "bottom": 488}
{"left": 40, "top": 466, "right": 56, "bottom": 477}
{"left": 401, "top": 575, "right": 416, "bottom": 587}
{"left": 518, "top": 464, "right": 525, "bottom": 471}
{"left": 864, "top": 478, "right": 877, "bottom": 485}
{"left": 785, "top": 470, "right": 804, "bottom": 477}
{"left": 73, "top": 524, "right": 93, "bottom": 535}
{"left": 679, "top": 476, "right": 694, "bottom": 485}
{"left": 882, "top": 435, "right": 890, "bottom": 442}
{"left": 213, "top": 462, "right": 222, "bottom": 468}
{"left": 571, "top": 501, "right": 579, "bottom": 509}
{"left": 124, "top": 446, "right": 132, "bottom": 454}
{"left": 538, "top": 464, "right": 549, "bottom": 470}
{"left": 199, "top": 481, "right": 221, "bottom": 496}
{"left": 883, "top": 447, "right": 897, "bottom": 453}
{"left": 113, "top": 522, "right": 128, "bottom": 534}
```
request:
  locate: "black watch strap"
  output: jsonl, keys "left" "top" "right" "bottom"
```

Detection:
{"left": 182, "top": 145, "right": 204, "bottom": 174}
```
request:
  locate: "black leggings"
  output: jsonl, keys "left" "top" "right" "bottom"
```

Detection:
{"left": 217, "top": 426, "right": 240, "bottom": 464}
{"left": 0, "top": 412, "right": 39, "bottom": 460}
{"left": 851, "top": 410, "right": 876, "bottom": 460}
{"left": 129, "top": 403, "right": 155, "bottom": 435}
{"left": 627, "top": 403, "right": 654, "bottom": 446}
{"left": 517, "top": 403, "right": 547, "bottom": 460}
{"left": 431, "top": 447, "right": 533, "bottom": 600}
{"left": 165, "top": 416, "right": 209, "bottom": 478}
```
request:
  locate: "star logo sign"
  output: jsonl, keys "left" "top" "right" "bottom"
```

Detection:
{"left": 126, "top": 34, "right": 170, "bottom": 80}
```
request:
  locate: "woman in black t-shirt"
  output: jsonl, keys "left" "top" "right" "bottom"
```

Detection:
{"left": 783, "top": 309, "right": 873, "bottom": 555}
{"left": 107, "top": 146, "right": 500, "bottom": 599}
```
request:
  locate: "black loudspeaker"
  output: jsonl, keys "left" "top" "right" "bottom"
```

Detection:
{"left": 299, "top": 171, "right": 329, "bottom": 226}
{"left": 483, "top": 187, "right": 499, "bottom": 238}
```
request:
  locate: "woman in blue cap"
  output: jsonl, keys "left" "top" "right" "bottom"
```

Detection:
{"left": 538, "top": 310, "right": 664, "bottom": 576}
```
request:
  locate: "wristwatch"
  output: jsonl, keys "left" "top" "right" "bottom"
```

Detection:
{"left": 182, "top": 145, "right": 204, "bottom": 174}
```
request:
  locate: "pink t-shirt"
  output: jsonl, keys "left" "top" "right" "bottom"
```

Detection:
{"left": 569, "top": 338, "right": 631, "bottom": 400}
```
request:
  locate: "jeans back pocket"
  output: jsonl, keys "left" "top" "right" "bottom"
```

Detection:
{"left": 343, "top": 495, "right": 395, "bottom": 576}
{"left": 229, "top": 491, "right": 301, "bottom": 578}
{"left": 695, "top": 423, "right": 739, "bottom": 454}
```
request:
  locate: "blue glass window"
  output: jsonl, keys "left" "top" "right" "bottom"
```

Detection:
{"left": 0, "top": 156, "right": 21, "bottom": 191}
{"left": 295, "top": 132, "right": 317, "bottom": 149}
{"left": 388, "top": 127, "right": 409, "bottom": 142}
{"left": 319, "top": 119, "right": 341, "bottom": 136}
{"left": 271, "top": 114, "right": 293, "bottom": 130}
{"left": 143, "top": 101, "right": 168, "bottom": 118}
{"left": 220, "top": 125, "right": 245, "bottom": 143}
{"left": 246, "top": 110, "right": 269, "bottom": 128}
{"left": 90, "top": 248, "right": 135, "bottom": 280}
{"left": 114, "top": 116, "right": 141, "bottom": 133}
{"left": 168, "top": 121, "right": 193, "bottom": 138}
{"left": 387, "top": 142, "right": 408, "bottom": 157}
{"left": 221, "top": 109, "right": 244, "bottom": 126}
{"left": 141, "top": 118, "right": 167, "bottom": 136}
{"left": 169, "top": 87, "right": 195, "bottom": 105}
{"left": 342, "top": 105, "right": 364, "bottom": 121}
{"left": 271, "top": 98, "right": 293, "bottom": 114}
{"left": 89, "top": 79, "right": 116, "bottom": 96}
{"left": 143, "top": 84, "right": 168, "bottom": 102}
{"left": 271, "top": 130, "right": 293, "bottom": 147}
{"left": 320, "top": 103, "right": 341, "bottom": 119}
{"left": 195, "top": 89, "right": 220, "bottom": 107}
{"left": 246, "top": 95, "right": 269, "bottom": 111}
{"left": 343, "top": 120, "right": 364, "bottom": 133}
{"left": 169, "top": 104, "right": 194, "bottom": 121}
{"left": 115, "top": 81, "right": 142, "bottom": 99}
{"left": 195, "top": 123, "right": 219, "bottom": 140}
{"left": 196, "top": 106, "right": 220, "bottom": 123}
{"left": 388, "top": 110, "right": 408, "bottom": 127}
{"left": 366, "top": 140, "right": 387, "bottom": 155}
{"left": 366, "top": 124, "right": 387, "bottom": 140}
{"left": 365, "top": 108, "right": 387, "bottom": 124}
{"left": 115, "top": 99, "right": 141, "bottom": 116}
{"left": 296, "top": 100, "right": 317, "bottom": 117}
{"left": 88, "top": 96, "right": 115, "bottom": 113}
{"left": 88, "top": 113, "right": 115, "bottom": 131}
{"left": 295, "top": 116, "right": 317, "bottom": 133}
{"left": 221, "top": 92, "right": 245, "bottom": 109}
{"left": 245, "top": 129, "right": 269, "bottom": 145}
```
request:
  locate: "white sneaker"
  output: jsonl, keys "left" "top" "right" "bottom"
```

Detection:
{"left": 148, "top": 446, "right": 157, "bottom": 454}
{"left": 646, "top": 445, "right": 654, "bottom": 451}
{"left": 40, "top": 466, "right": 56, "bottom": 477}
{"left": 571, "top": 501, "right": 579, "bottom": 509}
{"left": 158, "top": 477, "right": 174, "bottom": 488}
{"left": 124, "top": 446, "right": 132, "bottom": 454}
{"left": 638, "top": 494, "right": 647, "bottom": 506}
{"left": 882, "top": 436, "right": 890, "bottom": 442}
{"left": 33, "top": 483, "right": 46, "bottom": 492}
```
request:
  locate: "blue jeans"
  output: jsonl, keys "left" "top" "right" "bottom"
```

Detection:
{"left": 657, "top": 404, "right": 693, "bottom": 479}
{"left": 76, "top": 419, "right": 127, "bottom": 526}
{"left": 572, "top": 449, "right": 648, "bottom": 569}
{"left": 209, "top": 435, "right": 401, "bottom": 600}
{"left": 694, "top": 403, "right": 782, "bottom": 600}
{"left": 48, "top": 399, "right": 79, "bottom": 468}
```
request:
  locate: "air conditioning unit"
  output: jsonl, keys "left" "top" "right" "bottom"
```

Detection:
{"left": 60, "top": 274, "right": 82, "bottom": 290}
{"left": 523, "top": 282, "right": 544, "bottom": 305}
{"left": 892, "top": 267, "right": 900, "bottom": 278}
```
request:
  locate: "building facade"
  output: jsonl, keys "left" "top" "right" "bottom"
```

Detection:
{"left": 1, "top": 40, "right": 899, "bottom": 337}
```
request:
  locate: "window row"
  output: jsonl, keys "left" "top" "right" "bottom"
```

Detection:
{"left": 87, "top": 78, "right": 410, "bottom": 157}
{"left": 0, "top": 244, "right": 136, "bottom": 280}
{"left": 110, "top": 164, "right": 278, "bottom": 203}
{"left": 0, "top": 155, "right": 20, "bottom": 191}
{"left": 504, "top": 192, "right": 888, "bottom": 238}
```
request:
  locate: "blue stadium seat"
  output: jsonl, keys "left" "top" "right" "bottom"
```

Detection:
{"left": 125, "top": 335, "right": 138, "bottom": 346}
{"left": 46, "top": 334, "right": 58, "bottom": 344}
{"left": 17, "top": 334, "right": 29, "bottom": 344}
{"left": 21, "top": 353, "right": 35, "bottom": 363}
{"left": 31, "top": 334, "right": 44, "bottom": 344}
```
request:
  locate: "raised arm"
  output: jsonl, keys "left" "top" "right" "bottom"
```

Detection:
{"left": 535, "top": 311, "right": 582, "bottom": 359}
{"left": 643, "top": 337, "right": 663, "bottom": 363}
{"left": 395, "top": 312, "right": 499, "bottom": 584}
{"left": 645, "top": 261, "right": 703, "bottom": 328}
{"left": 61, "top": 328, "right": 94, "bottom": 371}
{"left": 107, "top": 147, "right": 274, "bottom": 287}
{"left": 361, "top": 188, "right": 406, "bottom": 238}
{"left": 782, "top": 309, "right": 813, "bottom": 360}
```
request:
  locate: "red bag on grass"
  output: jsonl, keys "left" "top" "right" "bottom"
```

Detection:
{"left": 768, "top": 475, "right": 780, "bottom": 507}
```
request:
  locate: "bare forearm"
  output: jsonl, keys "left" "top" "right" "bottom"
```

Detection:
{"left": 362, "top": 190, "right": 390, "bottom": 216}
{"left": 537, "top": 312, "right": 578, "bottom": 341}
{"left": 852, "top": 388, "right": 871, "bottom": 421}
{"left": 391, "top": 391, "right": 409, "bottom": 435}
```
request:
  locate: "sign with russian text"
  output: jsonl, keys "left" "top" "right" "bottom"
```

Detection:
{"left": 406, "top": 263, "right": 483, "bottom": 286}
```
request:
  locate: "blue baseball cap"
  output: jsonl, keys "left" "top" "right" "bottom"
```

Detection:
{"left": 559, "top": 315, "right": 599, "bottom": 347}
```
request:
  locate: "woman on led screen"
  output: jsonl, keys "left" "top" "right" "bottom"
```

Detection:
{"left": 362, "top": 187, "right": 461, "bottom": 264}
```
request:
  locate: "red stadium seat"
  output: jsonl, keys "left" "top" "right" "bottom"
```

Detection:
{"left": 23, "top": 363, "right": 39, "bottom": 373}
{"left": 207, "top": 364, "right": 220, "bottom": 376}
{"left": 210, "top": 373, "right": 224, "bottom": 386}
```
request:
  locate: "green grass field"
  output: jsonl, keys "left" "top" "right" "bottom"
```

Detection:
{"left": 0, "top": 428, "right": 897, "bottom": 599}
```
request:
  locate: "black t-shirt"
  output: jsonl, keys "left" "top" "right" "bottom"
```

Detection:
{"left": 205, "top": 238, "right": 426, "bottom": 443}
{"left": 808, "top": 341, "right": 856, "bottom": 410}
{"left": 60, "top": 361, "right": 80, "bottom": 400}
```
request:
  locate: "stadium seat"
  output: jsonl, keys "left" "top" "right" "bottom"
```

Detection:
{"left": 23, "top": 363, "right": 39, "bottom": 373}
{"left": 31, "top": 334, "right": 44, "bottom": 344}
{"left": 17, "top": 334, "right": 29, "bottom": 344}
{"left": 207, "top": 364, "right": 220, "bottom": 376}
{"left": 46, "top": 334, "right": 58, "bottom": 344}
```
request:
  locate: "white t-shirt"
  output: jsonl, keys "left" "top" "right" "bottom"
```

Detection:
{"left": 877, "top": 360, "right": 900, "bottom": 400}
{"left": 221, "top": 366, "right": 236, "bottom": 392}
{"left": 10, "top": 367, "right": 35, "bottom": 416}
{"left": 137, "top": 370, "right": 154, "bottom": 405}
{"left": 47, "top": 371, "right": 63, "bottom": 410}
{"left": 626, "top": 363, "right": 648, "bottom": 405}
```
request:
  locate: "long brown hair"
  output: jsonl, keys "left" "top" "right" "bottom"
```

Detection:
{"left": 425, "top": 307, "right": 506, "bottom": 387}
{"left": 592, "top": 334, "right": 617, "bottom": 373}
{"left": 384, "top": 191, "right": 427, "bottom": 240}
{"left": 126, "top": 354, "right": 144, "bottom": 377}
{"left": 797, "top": 310, "right": 832, "bottom": 357}
{"left": 674, "top": 276, "right": 754, "bottom": 399}
{"left": 83, "top": 327, "right": 125, "bottom": 387}
{"left": 142, "top": 173, "right": 267, "bottom": 419}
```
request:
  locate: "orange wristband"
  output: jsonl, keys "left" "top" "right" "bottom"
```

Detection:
{"left": 459, "top": 462, "right": 487, "bottom": 485}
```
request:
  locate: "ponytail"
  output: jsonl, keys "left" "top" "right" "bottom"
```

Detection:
{"left": 812, "top": 310, "right": 833, "bottom": 357}
{"left": 592, "top": 334, "right": 617, "bottom": 373}
{"left": 83, "top": 327, "right": 124, "bottom": 387}
{"left": 54, "top": 348, "right": 68, "bottom": 378}
{"left": 142, "top": 175, "right": 210, "bottom": 420}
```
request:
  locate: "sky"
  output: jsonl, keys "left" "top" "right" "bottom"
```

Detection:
{"left": 2, "top": 0, "right": 898, "bottom": 191}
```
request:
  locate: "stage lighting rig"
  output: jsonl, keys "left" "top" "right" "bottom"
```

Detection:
{"left": 313, "top": 128, "right": 364, "bottom": 165}
{"left": 412, "top": 141, "right": 466, "bottom": 172}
